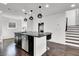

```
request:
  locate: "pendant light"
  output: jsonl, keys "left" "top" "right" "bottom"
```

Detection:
{"left": 29, "top": 10, "right": 33, "bottom": 20}
{"left": 24, "top": 12, "right": 27, "bottom": 22}
{"left": 37, "top": 5, "right": 43, "bottom": 19}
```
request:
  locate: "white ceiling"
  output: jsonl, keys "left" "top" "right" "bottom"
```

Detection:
{"left": 0, "top": 3, "right": 79, "bottom": 17}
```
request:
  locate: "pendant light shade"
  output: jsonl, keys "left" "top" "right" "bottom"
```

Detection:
{"left": 24, "top": 17, "right": 27, "bottom": 22}
{"left": 37, "top": 13, "right": 43, "bottom": 19}
{"left": 37, "top": 5, "right": 43, "bottom": 19}
{"left": 29, "top": 16, "right": 33, "bottom": 20}
{"left": 39, "top": 6, "right": 42, "bottom": 8}
{"left": 29, "top": 10, "right": 34, "bottom": 20}
{"left": 24, "top": 12, "right": 27, "bottom": 22}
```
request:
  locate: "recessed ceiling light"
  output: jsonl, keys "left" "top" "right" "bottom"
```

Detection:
{"left": 29, "top": 12, "right": 32, "bottom": 14}
{"left": 29, "top": 10, "right": 33, "bottom": 14}
{"left": 0, "top": 10, "right": 3, "bottom": 13}
{"left": 45, "top": 4, "right": 49, "bottom": 8}
{"left": 22, "top": 9, "right": 26, "bottom": 12}
{"left": 2, "top": 3, "right": 7, "bottom": 5}
{"left": 70, "top": 4, "right": 76, "bottom": 8}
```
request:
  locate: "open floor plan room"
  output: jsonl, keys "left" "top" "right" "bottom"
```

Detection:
{"left": 0, "top": 3, "right": 79, "bottom": 56}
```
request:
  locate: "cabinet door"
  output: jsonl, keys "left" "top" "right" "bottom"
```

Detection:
{"left": 15, "top": 35, "right": 22, "bottom": 48}
{"left": 34, "top": 36, "right": 46, "bottom": 56}
{"left": 28, "top": 36, "right": 34, "bottom": 56}
{"left": 22, "top": 35, "right": 28, "bottom": 52}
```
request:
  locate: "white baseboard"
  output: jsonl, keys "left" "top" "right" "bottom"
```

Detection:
{"left": 3, "top": 38, "right": 15, "bottom": 40}
{"left": 48, "top": 40, "right": 65, "bottom": 45}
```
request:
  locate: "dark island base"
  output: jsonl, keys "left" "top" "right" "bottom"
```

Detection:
{"left": 15, "top": 36, "right": 34, "bottom": 56}
{"left": 15, "top": 31, "right": 52, "bottom": 56}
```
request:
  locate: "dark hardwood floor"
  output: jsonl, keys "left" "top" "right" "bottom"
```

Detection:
{"left": 45, "top": 41, "right": 79, "bottom": 56}
{"left": 1, "top": 39, "right": 79, "bottom": 56}
{"left": 0, "top": 39, "right": 30, "bottom": 56}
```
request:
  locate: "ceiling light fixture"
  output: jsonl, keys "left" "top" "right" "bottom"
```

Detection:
{"left": 29, "top": 10, "right": 33, "bottom": 14}
{"left": 45, "top": 4, "right": 49, "bottom": 8}
{"left": 2, "top": 3, "right": 8, "bottom": 5}
{"left": 29, "top": 12, "right": 31, "bottom": 14}
{"left": 70, "top": 4, "right": 76, "bottom": 8}
{"left": 22, "top": 9, "right": 26, "bottom": 12}
{"left": 0, "top": 10, "right": 3, "bottom": 13}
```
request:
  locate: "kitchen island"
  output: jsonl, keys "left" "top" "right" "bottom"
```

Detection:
{"left": 15, "top": 31, "right": 52, "bottom": 56}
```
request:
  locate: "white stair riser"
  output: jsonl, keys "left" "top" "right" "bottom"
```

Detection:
{"left": 66, "top": 32, "right": 79, "bottom": 34}
{"left": 66, "top": 34, "right": 79, "bottom": 37}
{"left": 66, "top": 40, "right": 79, "bottom": 43}
{"left": 67, "top": 30, "right": 79, "bottom": 31}
{"left": 65, "top": 43, "right": 79, "bottom": 47}
{"left": 68, "top": 27, "right": 79, "bottom": 28}
{"left": 67, "top": 28, "right": 79, "bottom": 30}
{"left": 66, "top": 37, "right": 79, "bottom": 40}
{"left": 66, "top": 31, "right": 79, "bottom": 33}
{"left": 66, "top": 33, "right": 79, "bottom": 35}
{"left": 68, "top": 26, "right": 79, "bottom": 28}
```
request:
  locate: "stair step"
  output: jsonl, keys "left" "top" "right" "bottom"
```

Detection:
{"left": 66, "top": 34, "right": 79, "bottom": 38}
{"left": 68, "top": 25, "right": 79, "bottom": 28}
{"left": 66, "top": 41, "right": 79, "bottom": 45}
{"left": 66, "top": 36, "right": 79, "bottom": 38}
{"left": 67, "top": 30, "right": 79, "bottom": 32}
{"left": 66, "top": 36, "right": 79, "bottom": 40}
{"left": 68, "top": 25, "right": 79, "bottom": 26}
{"left": 65, "top": 42, "right": 79, "bottom": 47}
{"left": 68, "top": 27, "right": 79, "bottom": 29}
{"left": 66, "top": 34, "right": 79, "bottom": 36}
{"left": 67, "top": 28, "right": 79, "bottom": 30}
{"left": 67, "top": 29, "right": 79, "bottom": 31}
{"left": 65, "top": 25, "right": 79, "bottom": 47}
{"left": 66, "top": 33, "right": 79, "bottom": 35}
{"left": 66, "top": 38, "right": 79, "bottom": 41}
{"left": 65, "top": 40, "right": 79, "bottom": 47}
{"left": 66, "top": 30, "right": 79, "bottom": 33}
{"left": 66, "top": 39, "right": 79, "bottom": 43}
{"left": 67, "top": 27, "right": 79, "bottom": 29}
{"left": 66, "top": 32, "right": 79, "bottom": 35}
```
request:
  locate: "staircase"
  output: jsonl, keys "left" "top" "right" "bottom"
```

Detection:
{"left": 65, "top": 25, "right": 79, "bottom": 47}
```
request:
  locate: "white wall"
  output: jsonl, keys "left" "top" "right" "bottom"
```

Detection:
{"left": 26, "top": 13, "right": 39, "bottom": 32}
{"left": 0, "top": 14, "right": 22, "bottom": 39}
{"left": 76, "top": 9, "right": 79, "bottom": 25}
{"left": 42, "top": 12, "right": 66, "bottom": 44}
{"left": 0, "top": 16, "right": 2, "bottom": 35}
{"left": 21, "top": 18, "right": 27, "bottom": 32}
{"left": 27, "top": 19, "right": 34, "bottom": 31}
{"left": 0, "top": 15, "right": 2, "bottom": 42}
{"left": 66, "top": 9, "right": 77, "bottom": 26}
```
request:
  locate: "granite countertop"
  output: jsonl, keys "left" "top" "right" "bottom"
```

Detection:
{"left": 15, "top": 31, "right": 52, "bottom": 37}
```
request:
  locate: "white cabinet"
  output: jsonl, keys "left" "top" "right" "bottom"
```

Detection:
{"left": 34, "top": 36, "right": 46, "bottom": 56}
{"left": 22, "top": 35, "right": 28, "bottom": 52}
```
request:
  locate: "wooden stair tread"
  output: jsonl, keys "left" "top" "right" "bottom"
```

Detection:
{"left": 66, "top": 41, "right": 79, "bottom": 45}
{"left": 66, "top": 38, "right": 79, "bottom": 41}
{"left": 66, "top": 35, "right": 79, "bottom": 38}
